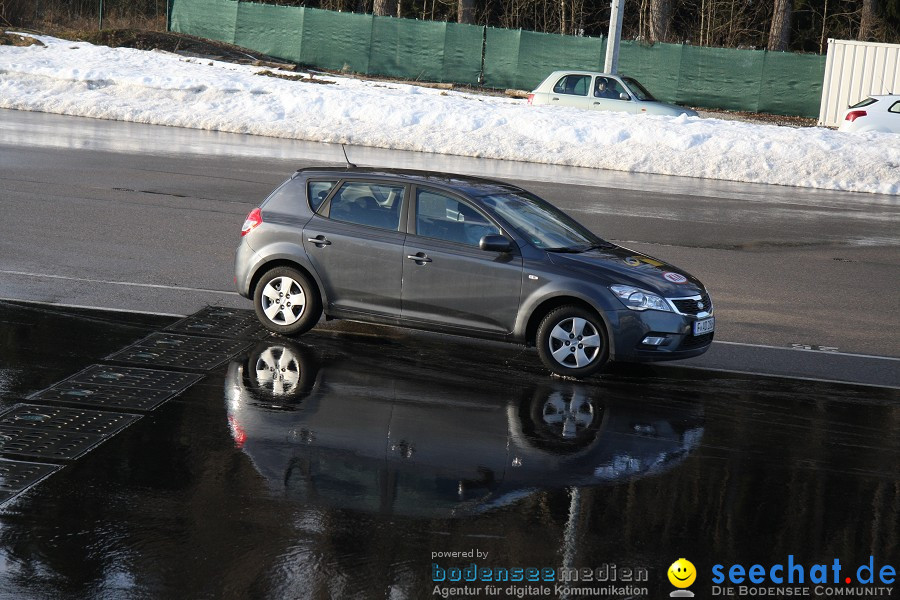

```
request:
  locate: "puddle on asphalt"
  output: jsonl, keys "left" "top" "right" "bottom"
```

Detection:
{"left": 0, "top": 301, "right": 897, "bottom": 599}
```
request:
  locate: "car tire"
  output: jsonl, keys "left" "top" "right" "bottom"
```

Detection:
{"left": 253, "top": 266, "right": 322, "bottom": 336}
{"left": 536, "top": 306, "right": 609, "bottom": 378}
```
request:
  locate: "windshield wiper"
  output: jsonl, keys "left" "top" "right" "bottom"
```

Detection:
{"left": 545, "top": 242, "right": 614, "bottom": 253}
{"left": 544, "top": 246, "right": 584, "bottom": 253}
{"left": 578, "top": 242, "right": 615, "bottom": 251}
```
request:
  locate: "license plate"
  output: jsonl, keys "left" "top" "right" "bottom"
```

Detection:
{"left": 693, "top": 317, "right": 715, "bottom": 335}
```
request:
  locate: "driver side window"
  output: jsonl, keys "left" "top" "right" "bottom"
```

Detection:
{"left": 594, "top": 77, "right": 627, "bottom": 100}
{"left": 415, "top": 190, "right": 500, "bottom": 246}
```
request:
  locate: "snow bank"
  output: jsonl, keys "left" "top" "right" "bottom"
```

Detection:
{"left": 1, "top": 34, "right": 898, "bottom": 195}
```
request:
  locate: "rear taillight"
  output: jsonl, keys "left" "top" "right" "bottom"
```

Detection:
{"left": 845, "top": 110, "right": 867, "bottom": 122}
{"left": 527, "top": 93, "right": 535, "bottom": 105}
{"left": 241, "top": 208, "right": 262, "bottom": 236}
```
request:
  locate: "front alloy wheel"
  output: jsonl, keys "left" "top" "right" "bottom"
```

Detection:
{"left": 536, "top": 306, "right": 609, "bottom": 378}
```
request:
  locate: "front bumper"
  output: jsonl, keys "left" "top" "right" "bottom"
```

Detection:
{"left": 608, "top": 307, "right": 714, "bottom": 362}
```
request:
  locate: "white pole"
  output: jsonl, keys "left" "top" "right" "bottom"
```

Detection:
{"left": 604, "top": 0, "right": 625, "bottom": 74}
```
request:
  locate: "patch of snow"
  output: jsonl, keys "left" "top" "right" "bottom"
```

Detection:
{"left": 1, "top": 33, "right": 898, "bottom": 195}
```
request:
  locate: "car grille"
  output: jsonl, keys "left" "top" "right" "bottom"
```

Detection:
{"left": 670, "top": 294, "right": 712, "bottom": 315}
{"left": 680, "top": 332, "right": 714, "bottom": 349}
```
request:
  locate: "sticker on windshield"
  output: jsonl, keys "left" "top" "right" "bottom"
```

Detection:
{"left": 663, "top": 272, "right": 688, "bottom": 284}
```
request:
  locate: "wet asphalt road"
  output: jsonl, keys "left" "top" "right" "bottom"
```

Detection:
{"left": 1, "top": 109, "right": 899, "bottom": 387}
{"left": 0, "top": 301, "right": 897, "bottom": 599}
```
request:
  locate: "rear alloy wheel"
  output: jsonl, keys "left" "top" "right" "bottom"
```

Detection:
{"left": 253, "top": 266, "right": 322, "bottom": 335}
{"left": 536, "top": 306, "right": 609, "bottom": 378}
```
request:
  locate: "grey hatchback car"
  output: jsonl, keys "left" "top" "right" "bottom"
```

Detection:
{"left": 235, "top": 168, "right": 714, "bottom": 378}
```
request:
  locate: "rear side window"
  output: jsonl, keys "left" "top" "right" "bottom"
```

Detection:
{"left": 552, "top": 75, "right": 590, "bottom": 96}
{"left": 850, "top": 97, "right": 877, "bottom": 109}
{"left": 889, "top": 101, "right": 900, "bottom": 114}
{"left": 308, "top": 180, "right": 337, "bottom": 212}
{"left": 328, "top": 181, "right": 404, "bottom": 230}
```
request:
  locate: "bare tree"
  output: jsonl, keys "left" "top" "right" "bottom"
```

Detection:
{"left": 648, "top": 0, "right": 672, "bottom": 42}
{"left": 858, "top": 0, "right": 878, "bottom": 40}
{"left": 458, "top": 0, "right": 475, "bottom": 23}
{"left": 767, "top": 0, "right": 792, "bottom": 50}
{"left": 560, "top": 0, "right": 567, "bottom": 34}
{"left": 374, "top": 0, "right": 397, "bottom": 16}
{"left": 0, "top": 0, "right": 30, "bottom": 25}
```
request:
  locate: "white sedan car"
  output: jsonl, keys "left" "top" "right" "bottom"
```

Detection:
{"left": 528, "top": 70, "right": 698, "bottom": 117}
{"left": 838, "top": 95, "right": 900, "bottom": 133}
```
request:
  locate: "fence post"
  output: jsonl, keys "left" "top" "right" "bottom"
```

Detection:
{"left": 98, "top": 0, "right": 104, "bottom": 30}
{"left": 479, "top": 25, "right": 486, "bottom": 85}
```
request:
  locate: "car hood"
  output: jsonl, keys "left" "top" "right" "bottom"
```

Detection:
{"left": 547, "top": 245, "right": 706, "bottom": 296}
{"left": 641, "top": 101, "right": 698, "bottom": 117}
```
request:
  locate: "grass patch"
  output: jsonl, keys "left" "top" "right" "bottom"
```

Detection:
{"left": 256, "top": 70, "right": 335, "bottom": 84}
{"left": 0, "top": 32, "right": 45, "bottom": 46}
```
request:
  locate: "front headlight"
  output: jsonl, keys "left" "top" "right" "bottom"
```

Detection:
{"left": 609, "top": 285, "right": 671, "bottom": 312}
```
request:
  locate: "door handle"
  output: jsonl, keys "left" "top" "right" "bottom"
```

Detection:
{"left": 593, "top": 102, "right": 602, "bottom": 105}
{"left": 406, "top": 253, "right": 432, "bottom": 263}
{"left": 307, "top": 235, "right": 331, "bottom": 247}
{"left": 551, "top": 97, "right": 559, "bottom": 101}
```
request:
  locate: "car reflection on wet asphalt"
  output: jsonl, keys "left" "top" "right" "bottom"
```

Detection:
{"left": 0, "top": 300, "right": 897, "bottom": 599}
{"left": 226, "top": 340, "right": 704, "bottom": 517}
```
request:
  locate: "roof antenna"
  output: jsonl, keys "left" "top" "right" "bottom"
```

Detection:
{"left": 874, "top": 71, "right": 891, "bottom": 96}
{"left": 341, "top": 144, "right": 357, "bottom": 168}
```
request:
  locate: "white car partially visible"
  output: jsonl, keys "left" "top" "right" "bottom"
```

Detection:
{"left": 528, "top": 70, "right": 698, "bottom": 117}
{"left": 838, "top": 95, "right": 900, "bottom": 133}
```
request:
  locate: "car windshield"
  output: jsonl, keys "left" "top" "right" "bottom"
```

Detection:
{"left": 622, "top": 77, "right": 656, "bottom": 101}
{"left": 479, "top": 191, "right": 610, "bottom": 251}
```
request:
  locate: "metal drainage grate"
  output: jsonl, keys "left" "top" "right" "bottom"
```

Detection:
{"left": 0, "top": 458, "right": 62, "bottom": 504}
{"left": 0, "top": 404, "right": 140, "bottom": 437}
{"left": 29, "top": 365, "right": 203, "bottom": 412}
{"left": 31, "top": 381, "right": 184, "bottom": 412}
{"left": 117, "top": 332, "right": 251, "bottom": 356}
{"left": 68, "top": 365, "right": 202, "bottom": 391}
{"left": 106, "top": 347, "right": 238, "bottom": 371}
{"left": 164, "top": 306, "right": 269, "bottom": 340}
{"left": 0, "top": 425, "right": 106, "bottom": 461}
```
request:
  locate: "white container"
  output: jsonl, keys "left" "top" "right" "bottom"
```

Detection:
{"left": 818, "top": 39, "right": 900, "bottom": 127}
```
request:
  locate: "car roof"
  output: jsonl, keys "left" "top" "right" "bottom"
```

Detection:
{"left": 546, "top": 70, "right": 625, "bottom": 78}
{"left": 294, "top": 167, "right": 524, "bottom": 197}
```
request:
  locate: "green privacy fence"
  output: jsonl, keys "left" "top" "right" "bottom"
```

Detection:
{"left": 170, "top": 0, "right": 826, "bottom": 117}
{"left": 619, "top": 42, "right": 826, "bottom": 117}
{"left": 171, "top": 0, "right": 483, "bottom": 84}
{"left": 483, "top": 28, "right": 606, "bottom": 91}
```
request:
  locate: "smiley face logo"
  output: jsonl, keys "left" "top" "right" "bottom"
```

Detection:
{"left": 668, "top": 558, "right": 696, "bottom": 588}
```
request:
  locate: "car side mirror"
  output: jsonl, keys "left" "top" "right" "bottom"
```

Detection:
{"left": 480, "top": 235, "right": 512, "bottom": 253}
{"left": 619, "top": 92, "right": 630, "bottom": 101}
